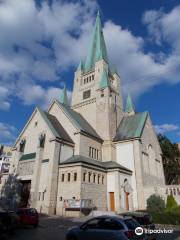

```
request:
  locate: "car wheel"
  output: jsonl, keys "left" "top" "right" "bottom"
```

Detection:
{"left": 33, "top": 224, "right": 38, "bottom": 228}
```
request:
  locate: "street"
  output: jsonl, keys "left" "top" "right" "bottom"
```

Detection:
{"left": 9, "top": 215, "right": 180, "bottom": 240}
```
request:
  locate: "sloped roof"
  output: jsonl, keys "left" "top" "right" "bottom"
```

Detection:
{"left": 56, "top": 101, "right": 103, "bottom": 142}
{"left": 43, "top": 112, "right": 74, "bottom": 144}
{"left": 60, "top": 155, "right": 132, "bottom": 173}
{"left": 114, "top": 112, "right": 148, "bottom": 142}
{"left": 84, "top": 12, "right": 108, "bottom": 72}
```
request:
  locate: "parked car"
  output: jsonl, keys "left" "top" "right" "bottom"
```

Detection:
{"left": 0, "top": 208, "right": 19, "bottom": 234}
{"left": 121, "top": 212, "right": 155, "bottom": 239}
{"left": 66, "top": 215, "right": 146, "bottom": 240}
{"left": 17, "top": 208, "right": 39, "bottom": 228}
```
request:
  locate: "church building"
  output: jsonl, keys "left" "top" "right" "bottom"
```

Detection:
{"left": 10, "top": 13, "right": 165, "bottom": 216}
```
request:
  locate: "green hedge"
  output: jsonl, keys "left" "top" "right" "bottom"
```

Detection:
{"left": 151, "top": 211, "right": 180, "bottom": 225}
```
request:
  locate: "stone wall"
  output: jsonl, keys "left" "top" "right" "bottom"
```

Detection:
{"left": 56, "top": 165, "right": 107, "bottom": 215}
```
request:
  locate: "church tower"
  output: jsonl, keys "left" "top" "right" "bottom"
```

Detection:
{"left": 71, "top": 12, "right": 124, "bottom": 159}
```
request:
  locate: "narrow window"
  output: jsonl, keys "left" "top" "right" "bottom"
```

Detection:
{"left": 68, "top": 173, "right": 71, "bottom": 182}
{"left": 102, "top": 176, "right": 104, "bottom": 184}
{"left": 89, "top": 147, "right": 91, "bottom": 157}
{"left": 88, "top": 172, "right": 91, "bottom": 183}
{"left": 92, "top": 74, "right": 94, "bottom": 80}
{"left": 98, "top": 175, "right": 100, "bottom": 184}
{"left": 42, "top": 192, "right": 45, "bottom": 201}
{"left": 74, "top": 172, "right": 77, "bottom": 181}
{"left": 38, "top": 192, "right": 41, "bottom": 201}
{"left": 94, "top": 149, "right": 97, "bottom": 159}
{"left": 92, "top": 148, "right": 94, "bottom": 158}
{"left": 61, "top": 174, "right": 65, "bottom": 182}
{"left": 97, "top": 150, "right": 99, "bottom": 160}
{"left": 83, "top": 172, "right": 86, "bottom": 182}
{"left": 89, "top": 76, "right": 91, "bottom": 82}
{"left": 93, "top": 174, "right": 96, "bottom": 183}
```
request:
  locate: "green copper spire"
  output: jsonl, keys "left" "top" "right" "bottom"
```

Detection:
{"left": 77, "top": 60, "right": 83, "bottom": 71}
{"left": 84, "top": 12, "right": 108, "bottom": 72}
{"left": 98, "top": 68, "right": 110, "bottom": 89}
{"left": 59, "top": 84, "right": 68, "bottom": 105}
{"left": 125, "top": 94, "right": 135, "bottom": 113}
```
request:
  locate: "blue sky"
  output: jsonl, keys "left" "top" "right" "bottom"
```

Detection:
{"left": 0, "top": 0, "right": 179, "bottom": 145}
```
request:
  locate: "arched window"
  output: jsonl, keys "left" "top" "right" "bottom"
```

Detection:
{"left": 39, "top": 133, "right": 46, "bottom": 148}
{"left": 19, "top": 139, "right": 26, "bottom": 152}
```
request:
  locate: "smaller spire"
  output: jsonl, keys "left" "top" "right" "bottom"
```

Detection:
{"left": 77, "top": 60, "right": 83, "bottom": 71}
{"left": 111, "top": 65, "right": 118, "bottom": 75}
{"left": 59, "top": 84, "right": 68, "bottom": 105}
{"left": 98, "top": 68, "right": 110, "bottom": 89}
{"left": 125, "top": 94, "right": 135, "bottom": 113}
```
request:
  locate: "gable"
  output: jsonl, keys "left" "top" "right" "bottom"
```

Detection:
{"left": 114, "top": 112, "right": 148, "bottom": 142}
{"left": 14, "top": 107, "right": 73, "bottom": 148}
{"left": 48, "top": 100, "right": 102, "bottom": 142}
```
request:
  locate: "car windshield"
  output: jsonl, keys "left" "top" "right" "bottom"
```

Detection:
{"left": 25, "top": 209, "right": 37, "bottom": 215}
{"left": 124, "top": 219, "right": 140, "bottom": 230}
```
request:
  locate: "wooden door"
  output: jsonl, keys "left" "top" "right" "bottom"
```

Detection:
{"left": 109, "top": 192, "right": 115, "bottom": 211}
{"left": 125, "top": 192, "right": 129, "bottom": 211}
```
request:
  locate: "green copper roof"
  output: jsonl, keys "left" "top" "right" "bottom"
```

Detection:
{"left": 125, "top": 94, "right": 135, "bottom": 113}
{"left": 20, "top": 152, "right": 36, "bottom": 161}
{"left": 77, "top": 60, "right": 83, "bottom": 71}
{"left": 57, "top": 101, "right": 102, "bottom": 142}
{"left": 59, "top": 85, "right": 68, "bottom": 105}
{"left": 38, "top": 108, "right": 74, "bottom": 144}
{"left": 84, "top": 12, "right": 108, "bottom": 72}
{"left": 98, "top": 68, "right": 110, "bottom": 89}
{"left": 60, "top": 155, "right": 132, "bottom": 173}
{"left": 114, "top": 112, "right": 148, "bottom": 141}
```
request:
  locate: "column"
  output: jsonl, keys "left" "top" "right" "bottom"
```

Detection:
{"left": 46, "top": 141, "right": 61, "bottom": 215}
{"left": 30, "top": 147, "right": 44, "bottom": 208}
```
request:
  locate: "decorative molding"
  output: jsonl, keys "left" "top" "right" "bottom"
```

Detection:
{"left": 72, "top": 98, "right": 96, "bottom": 109}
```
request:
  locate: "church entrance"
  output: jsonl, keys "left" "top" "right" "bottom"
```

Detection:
{"left": 20, "top": 180, "right": 31, "bottom": 207}
{"left": 109, "top": 192, "right": 115, "bottom": 211}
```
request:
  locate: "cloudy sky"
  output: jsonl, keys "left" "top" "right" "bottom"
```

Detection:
{"left": 0, "top": 0, "right": 179, "bottom": 145}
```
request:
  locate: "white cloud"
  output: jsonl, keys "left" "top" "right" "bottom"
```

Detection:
{"left": 154, "top": 124, "right": 179, "bottom": 134}
{"left": 0, "top": 86, "right": 10, "bottom": 110}
{"left": 0, "top": 0, "right": 97, "bottom": 109}
{"left": 0, "top": 1, "right": 180, "bottom": 109}
{"left": 0, "top": 122, "right": 16, "bottom": 145}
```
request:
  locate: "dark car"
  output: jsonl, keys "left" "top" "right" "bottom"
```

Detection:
{"left": 17, "top": 208, "right": 39, "bottom": 228}
{"left": 121, "top": 212, "right": 155, "bottom": 239}
{"left": 0, "top": 208, "right": 19, "bottom": 236}
{"left": 66, "top": 215, "right": 146, "bottom": 240}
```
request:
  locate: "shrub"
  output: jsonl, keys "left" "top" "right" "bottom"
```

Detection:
{"left": 166, "top": 195, "right": 177, "bottom": 209}
{"left": 151, "top": 211, "right": 180, "bottom": 225}
{"left": 147, "top": 194, "right": 165, "bottom": 213}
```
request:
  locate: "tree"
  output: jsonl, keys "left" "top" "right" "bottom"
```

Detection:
{"left": 0, "top": 174, "right": 22, "bottom": 211}
{"left": 166, "top": 195, "right": 177, "bottom": 209}
{"left": 158, "top": 134, "right": 180, "bottom": 185}
{"left": 147, "top": 194, "right": 165, "bottom": 213}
